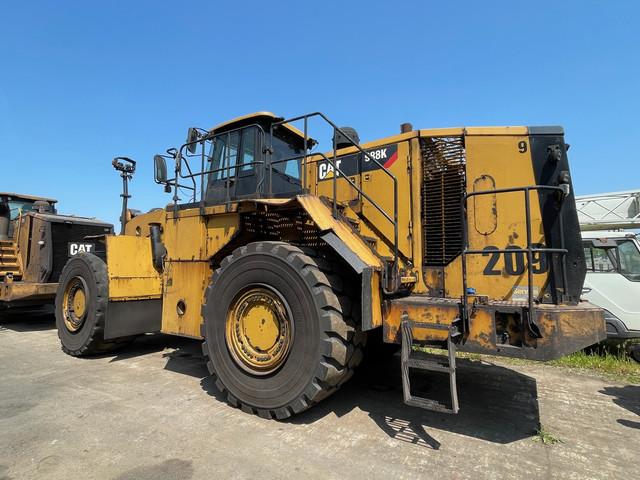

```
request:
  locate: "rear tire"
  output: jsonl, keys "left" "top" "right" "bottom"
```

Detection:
{"left": 201, "top": 242, "right": 364, "bottom": 419}
{"left": 55, "top": 253, "right": 130, "bottom": 356}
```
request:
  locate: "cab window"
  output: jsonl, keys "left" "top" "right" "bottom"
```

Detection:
{"left": 617, "top": 239, "right": 640, "bottom": 281}
{"left": 240, "top": 128, "right": 257, "bottom": 172}
{"left": 271, "top": 134, "right": 302, "bottom": 182}
{"left": 583, "top": 239, "right": 640, "bottom": 281}
{"left": 8, "top": 200, "right": 35, "bottom": 220}
{"left": 208, "top": 131, "right": 240, "bottom": 181}
{"left": 583, "top": 241, "right": 617, "bottom": 272}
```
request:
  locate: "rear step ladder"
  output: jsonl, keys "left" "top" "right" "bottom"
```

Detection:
{"left": 400, "top": 316, "right": 460, "bottom": 414}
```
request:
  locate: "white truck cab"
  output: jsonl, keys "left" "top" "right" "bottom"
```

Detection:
{"left": 581, "top": 231, "right": 640, "bottom": 340}
{"left": 577, "top": 190, "right": 640, "bottom": 360}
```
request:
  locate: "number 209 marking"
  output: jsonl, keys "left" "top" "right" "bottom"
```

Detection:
{"left": 482, "top": 244, "right": 548, "bottom": 276}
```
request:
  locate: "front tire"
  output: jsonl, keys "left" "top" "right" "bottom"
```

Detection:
{"left": 201, "top": 242, "right": 364, "bottom": 419}
{"left": 55, "top": 253, "right": 128, "bottom": 356}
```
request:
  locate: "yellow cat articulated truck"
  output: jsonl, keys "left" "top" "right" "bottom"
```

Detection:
{"left": 54, "top": 112, "right": 605, "bottom": 418}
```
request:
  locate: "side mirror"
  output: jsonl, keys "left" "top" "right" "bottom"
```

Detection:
{"left": 186, "top": 128, "right": 200, "bottom": 154}
{"left": 154, "top": 155, "right": 167, "bottom": 184}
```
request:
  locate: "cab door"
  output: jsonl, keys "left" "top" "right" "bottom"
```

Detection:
{"left": 204, "top": 126, "right": 263, "bottom": 205}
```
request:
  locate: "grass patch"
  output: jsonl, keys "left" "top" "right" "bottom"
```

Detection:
{"left": 533, "top": 424, "right": 564, "bottom": 446}
{"left": 549, "top": 349, "right": 640, "bottom": 384}
{"left": 414, "top": 345, "right": 640, "bottom": 384}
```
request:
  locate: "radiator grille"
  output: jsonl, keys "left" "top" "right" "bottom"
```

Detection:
{"left": 421, "top": 136, "right": 466, "bottom": 266}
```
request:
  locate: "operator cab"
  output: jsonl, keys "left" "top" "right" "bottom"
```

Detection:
{"left": 155, "top": 112, "right": 313, "bottom": 207}
{"left": 205, "top": 112, "right": 308, "bottom": 203}
{"left": 0, "top": 193, "right": 58, "bottom": 240}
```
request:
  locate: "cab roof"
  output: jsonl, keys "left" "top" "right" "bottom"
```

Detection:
{"left": 581, "top": 230, "right": 637, "bottom": 239}
{"left": 0, "top": 192, "right": 57, "bottom": 204}
{"left": 211, "top": 112, "right": 309, "bottom": 141}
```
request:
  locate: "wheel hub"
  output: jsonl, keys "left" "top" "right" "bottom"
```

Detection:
{"left": 225, "top": 286, "right": 293, "bottom": 375}
{"left": 62, "top": 277, "right": 89, "bottom": 332}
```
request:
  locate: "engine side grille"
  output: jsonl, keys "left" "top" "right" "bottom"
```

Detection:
{"left": 421, "top": 136, "right": 466, "bottom": 266}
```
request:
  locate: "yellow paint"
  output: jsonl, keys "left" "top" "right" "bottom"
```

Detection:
{"left": 161, "top": 261, "right": 210, "bottom": 337}
{"left": 72, "top": 288, "right": 86, "bottom": 318}
{"left": 465, "top": 126, "right": 529, "bottom": 136}
{"left": 383, "top": 299, "right": 458, "bottom": 343}
{"left": 96, "top": 113, "right": 595, "bottom": 365}
{"left": 443, "top": 133, "right": 547, "bottom": 301}
{"left": 61, "top": 277, "right": 87, "bottom": 332}
{"left": 472, "top": 175, "right": 497, "bottom": 235}
{"left": 309, "top": 140, "right": 413, "bottom": 260}
{"left": 206, "top": 214, "right": 240, "bottom": 257}
{"left": 0, "top": 281, "right": 57, "bottom": 302}
{"left": 106, "top": 235, "right": 162, "bottom": 301}
{"left": 163, "top": 213, "right": 207, "bottom": 261}
{"left": 297, "top": 195, "right": 383, "bottom": 269}
{"left": 242, "top": 304, "right": 279, "bottom": 350}
{"left": 124, "top": 208, "right": 165, "bottom": 237}
{"left": 224, "top": 286, "right": 293, "bottom": 373}
{"left": 211, "top": 111, "right": 311, "bottom": 143}
{"left": 416, "top": 126, "right": 529, "bottom": 137}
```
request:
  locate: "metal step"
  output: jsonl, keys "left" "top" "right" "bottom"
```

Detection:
{"left": 0, "top": 264, "right": 19, "bottom": 270}
{"left": 0, "top": 271, "right": 22, "bottom": 278}
{"left": 400, "top": 315, "right": 460, "bottom": 414}
{"left": 0, "top": 266, "right": 21, "bottom": 272}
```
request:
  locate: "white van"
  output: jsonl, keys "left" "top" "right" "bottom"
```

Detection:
{"left": 580, "top": 230, "right": 640, "bottom": 360}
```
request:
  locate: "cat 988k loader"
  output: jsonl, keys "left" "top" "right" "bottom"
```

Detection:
{"left": 54, "top": 112, "right": 605, "bottom": 418}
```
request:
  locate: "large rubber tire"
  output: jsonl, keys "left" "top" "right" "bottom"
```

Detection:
{"left": 201, "top": 242, "right": 365, "bottom": 419}
{"left": 55, "top": 253, "right": 129, "bottom": 356}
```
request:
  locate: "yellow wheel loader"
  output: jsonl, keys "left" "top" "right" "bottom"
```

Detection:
{"left": 54, "top": 112, "right": 605, "bottom": 417}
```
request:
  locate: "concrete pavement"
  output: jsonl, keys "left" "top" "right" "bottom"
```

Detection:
{"left": 1, "top": 310, "right": 638, "bottom": 479}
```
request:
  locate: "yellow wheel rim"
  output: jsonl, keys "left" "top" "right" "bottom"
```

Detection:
{"left": 62, "top": 277, "right": 88, "bottom": 332}
{"left": 225, "top": 286, "right": 293, "bottom": 375}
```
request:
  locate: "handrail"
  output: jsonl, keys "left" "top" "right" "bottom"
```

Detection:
{"left": 272, "top": 112, "right": 399, "bottom": 267}
{"left": 170, "top": 112, "right": 400, "bottom": 278}
{"left": 175, "top": 124, "right": 267, "bottom": 210}
{"left": 461, "top": 185, "right": 569, "bottom": 339}
{"left": 15, "top": 208, "right": 23, "bottom": 245}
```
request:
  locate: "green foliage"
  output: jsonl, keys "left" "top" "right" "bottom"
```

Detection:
{"left": 549, "top": 348, "right": 640, "bottom": 384}
{"left": 533, "top": 424, "right": 564, "bottom": 446}
{"left": 415, "top": 343, "right": 640, "bottom": 383}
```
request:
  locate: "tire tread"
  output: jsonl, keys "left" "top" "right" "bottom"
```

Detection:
{"left": 201, "top": 241, "right": 366, "bottom": 419}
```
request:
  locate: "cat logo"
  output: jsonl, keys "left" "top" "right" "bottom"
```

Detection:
{"left": 317, "top": 144, "right": 399, "bottom": 181}
{"left": 68, "top": 243, "right": 96, "bottom": 256}
{"left": 318, "top": 159, "right": 342, "bottom": 180}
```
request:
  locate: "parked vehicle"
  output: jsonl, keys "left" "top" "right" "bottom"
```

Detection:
{"left": 0, "top": 192, "right": 112, "bottom": 309}
{"left": 577, "top": 190, "right": 640, "bottom": 360}
{"left": 54, "top": 113, "right": 605, "bottom": 417}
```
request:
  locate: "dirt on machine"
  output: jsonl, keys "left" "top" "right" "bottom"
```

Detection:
{"left": 53, "top": 112, "right": 606, "bottom": 418}
{"left": 0, "top": 192, "right": 113, "bottom": 310}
